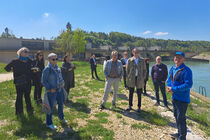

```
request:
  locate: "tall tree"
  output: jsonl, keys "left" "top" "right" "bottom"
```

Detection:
{"left": 0, "top": 27, "right": 16, "bottom": 38}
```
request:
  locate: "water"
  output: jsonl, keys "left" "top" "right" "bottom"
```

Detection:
{"left": 149, "top": 61, "right": 210, "bottom": 98}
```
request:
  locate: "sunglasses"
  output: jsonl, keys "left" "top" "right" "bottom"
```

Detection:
{"left": 51, "top": 58, "right": 58, "bottom": 61}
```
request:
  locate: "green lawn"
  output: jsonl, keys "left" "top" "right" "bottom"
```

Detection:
{"left": 0, "top": 61, "right": 209, "bottom": 139}
{"left": 0, "top": 63, "right": 7, "bottom": 73}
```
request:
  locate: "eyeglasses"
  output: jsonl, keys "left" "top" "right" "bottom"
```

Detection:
{"left": 51, "top": 58, "right": 58, "bottom": 61}
{"left": 24, "top": 51, "right": 29, "bottom": 53}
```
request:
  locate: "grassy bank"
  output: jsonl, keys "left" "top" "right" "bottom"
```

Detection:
{"left": 0, "top": 61, "right": 208, "bottom": 139}
{"left": 0, "top": 63, "right": 7, "bottom": 73}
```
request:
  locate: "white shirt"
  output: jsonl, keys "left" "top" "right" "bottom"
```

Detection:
{"left": 134, "top": 57, "right": 139, "bottom": 76}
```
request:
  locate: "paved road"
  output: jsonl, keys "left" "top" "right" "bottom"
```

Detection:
{"left": 0, "top": 73, "right": 13, "bottom": 83}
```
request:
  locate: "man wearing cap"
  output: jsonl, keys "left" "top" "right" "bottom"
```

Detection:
{"left": 167, "top": 52, "right": 193, "bottom": 140}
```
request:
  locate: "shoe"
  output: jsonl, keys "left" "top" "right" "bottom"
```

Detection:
{"left": 154, "top": 102, "right": 160, "bottom": 106}
{"left": 99, "top": 105, "right": 105, "bottom": 110}
{"left": 170, "top": 133, "right": 179, "bottom": 138}
{"left": 92, "top": 77, "right": 95, "bottom": 79}
{"left": 126, "top": 106, "right": 132, "bottom": 111}
{"left": 137, "top": 108, "right": 141, "bottom": 113}
{"left": 60, "top": 119, "right": 68, "bottom": 124}
{"left": 47, "top": 124, "right": 57, "bottom": 130}
{"left": 165, "top": 105, "right": 170, "bottom": 110}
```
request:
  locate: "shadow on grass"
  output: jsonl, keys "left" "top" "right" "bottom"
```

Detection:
{"left": 14, "top": 115, "right": 81, "bottom": 139}
{"left": 105, "top": 107, "right": 176, "bottom": 128}
{"left": 144, "top": 93, "right": 173, "bottom": 106}
{"left": 65, "top": 100, "right": 91, "bottom": 114}
{"left": 117, "top": 93, "right": 129, "bottom": 101}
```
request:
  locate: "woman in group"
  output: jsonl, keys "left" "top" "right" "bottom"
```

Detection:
{"left": 32, "top": 51, "right": 45, "bottom": 104}
{"left": 61, "top": 55, "right": 76, "bottom": 101}
{"left": 41, "top": 53, "right": 67, "bottom": 130}
{"left": 4, "top": 47, "right": 34, "bottom": 116}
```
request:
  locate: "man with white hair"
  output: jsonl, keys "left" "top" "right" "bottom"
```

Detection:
{"left": 100, "top": 51, "right": 123, "bottom": 110}
{"left": 4, "top": 47, "right": 34, "bottom": 116}
{"left": 42, "top": 53, "right": 67, "bottom": 130}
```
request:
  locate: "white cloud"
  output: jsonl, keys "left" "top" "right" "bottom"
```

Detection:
{"left": 43, "top": 12, "right": 49, "bottom": 18}
{"left": 143, "top": 30, "right": 152, "bottom": 35}
{"left": 154, "top": 32, "right": 168, "bottom": 36}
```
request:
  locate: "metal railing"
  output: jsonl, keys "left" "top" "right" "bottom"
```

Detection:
{"left": 199, "top": 86, "right": 207, "bottom": 97}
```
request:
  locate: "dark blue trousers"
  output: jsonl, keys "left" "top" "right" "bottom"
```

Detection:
{"left": 172, "top": 99, "right": 188, "bottom": 140}
{"left": 153, "top": 80, "right": 168, "bottom": 106}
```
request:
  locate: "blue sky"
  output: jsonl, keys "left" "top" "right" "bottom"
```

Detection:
{"left": 0, "top": 0, "right": 210, "bottom": 41}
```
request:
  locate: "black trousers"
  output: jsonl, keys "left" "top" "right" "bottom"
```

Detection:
{"left": 123, "top": 70, "right": 127, "bottom": 88}
{"left": 129, "top": 88, "right": 142, "bottom": 108}
{"left": 91, "top": 67, "right": 99, "bottom": 79}
{"left": 143, "top": 80, "right": 147, "bottom": 94}
{"left": 15, "top": 83, "right": 33, "bottom": 115}
{"left": 34, "top": 81, "right": 43, "bottom": 102}
{"left": 153, "top": 80, "right": 168, "bottom": 106}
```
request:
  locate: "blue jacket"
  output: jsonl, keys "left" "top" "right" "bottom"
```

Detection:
{"left": 104, "top": 59, "right": 123, "bottom": 78}
{"left": 167, "top": 63, "right": 193, "bottom": 103}
{"left": 41, "top": 63, "right": 64, "bottom": 91}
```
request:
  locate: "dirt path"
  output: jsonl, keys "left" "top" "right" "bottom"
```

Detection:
{"left": 0, "top": 73, "right": 13, "bottom": 83}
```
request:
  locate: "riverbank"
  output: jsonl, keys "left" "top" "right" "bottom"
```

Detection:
{"left": 0, "top": 61, "right": 209, "bottom": 139}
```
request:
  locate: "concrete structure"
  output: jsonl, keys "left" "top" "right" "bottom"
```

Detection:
{"left": 0, "top": 38, "right": 55, "bottom": 63}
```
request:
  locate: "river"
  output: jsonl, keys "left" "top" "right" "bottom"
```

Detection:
{"left": 149, "top": 60, "right": 210, "bottom": 98}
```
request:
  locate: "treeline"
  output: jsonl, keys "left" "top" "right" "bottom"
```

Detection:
{"left": 84, "top": 31, "right": 210, "bottom": 52}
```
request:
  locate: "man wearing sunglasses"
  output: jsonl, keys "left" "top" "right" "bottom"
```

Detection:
{"left": 167, "top": 52, "right": 193, "bottom": 140}
{"left": 42, "top": 53, "right": 67, "bottom": 130}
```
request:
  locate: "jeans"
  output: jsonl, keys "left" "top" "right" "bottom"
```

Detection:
{"left": 102, "top": 78, "right": 120, "bottom": 106}
{"left": 15, "top": 83, "right": 33, "bottom": 115}
{"left": 46, "top": 90, "right": 64, "bottom": 125}
{"left": 172, "top": 99, "right": 188, "bottom": 140}
{"left": 34, "top": 81, "right": 43, "bottom": 101}
{"left": 153, "top": 80, "right": 168, "bottom": 106}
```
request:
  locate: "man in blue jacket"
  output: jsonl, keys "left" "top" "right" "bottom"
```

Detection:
{"left": 167, "top": 52, "right": 193, "bottom": 140}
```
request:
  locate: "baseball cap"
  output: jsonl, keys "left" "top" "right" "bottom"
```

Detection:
{"left": 175, "top": 52, "right": 185, "bottom": 58}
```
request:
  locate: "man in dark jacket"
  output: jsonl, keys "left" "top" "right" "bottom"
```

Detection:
{"left": 89, "top": 54, "right": 99, "bottom": 79}
{"left": 121, "top": 51, "right": 128, "bottom": 88}
{"left": 151, "top": 56, "right": 168, "bottom": 108}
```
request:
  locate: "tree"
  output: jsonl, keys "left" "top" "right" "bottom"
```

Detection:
{"left": 54, "top": 28, "right": 86, "bottom": 55}
{"left": 0, "top": 27, "right": 16, "bottom": 38}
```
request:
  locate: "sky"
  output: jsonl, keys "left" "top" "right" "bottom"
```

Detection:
{"left": 0, "top": 0, "right": 210, "bottom": 41}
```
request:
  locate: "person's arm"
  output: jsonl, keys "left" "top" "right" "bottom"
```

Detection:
{"left": 119, "top": 62, "right": 124, "bottom": 79}
{"left": 151, "top": 66, "right": 154, "bottom": 81}
{"left": 163, "top": 65, "right": 168, "bottom": 82}
{"left": 126, "top": 59, "right": 131, "bottom": 77}
{"left": 41, "top": 67, "right": 51, "bottom": 90}
{"left": 142, "top": 60, "right": 147, "bottom": 80}
{"left": 103, "top": 61, "right": 109, "bottom": 78}
{"left": 166, "top": 67, "right": 173, "bottom": 87}
{"left": 171, "top": 69, "right": 193, "bottom": 93}
{"left": 4, "top": 60, "right": 15, "bottom": 72}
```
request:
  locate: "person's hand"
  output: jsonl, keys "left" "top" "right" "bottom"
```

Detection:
{"left": 161, "top": 81, "right": 165, "bottom": 83}
{"left": 68, "top": 68, "right": 73, "bottom": 71}
{"left": 50, "top": 89, "right": 56, "bottom": 93}
{"left": 167, "top": 87, "right": 172, "bottom": 93}
{"left": 123, "top": 65, "right": 126, "bottom": 67}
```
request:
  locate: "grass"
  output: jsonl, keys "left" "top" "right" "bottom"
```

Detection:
{"left": 131, "top": 123, "right": 151, "bottom": 130}
{"left": 0, "top": 63, "right": 8, "bottom": 73}
{"left": 0, "top": 61, "right": 209, "bottom": 139}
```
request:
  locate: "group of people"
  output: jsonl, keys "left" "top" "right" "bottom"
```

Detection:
{"left": 5, "top": 47, "right": 193, "bottom": 139}
{"left": 4, "top": 47, "right": 75, "bottom": 130}
{"left": 97, "top": 49, "right": 192, "bottom": 140}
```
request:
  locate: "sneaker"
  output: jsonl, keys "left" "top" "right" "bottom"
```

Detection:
{"left": 126, "top": 106, "right": 132, "bottom": 111}
{"left": 99, "top": 105, "right": 105, "bottom": 110}
{"left": 154, "top": 102, "right": 160, "bottom": 106}
{"left": 137, "top": 107, "right": 141, "bottom": 113}
{"left": 170, "top": 133, "right": 179, "bottom": 138}
{"left": 47, "top": 124, "right": 57, "bottom": 130}
{"left": 60, "top": 119, "right": 68, "bottom": 124}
